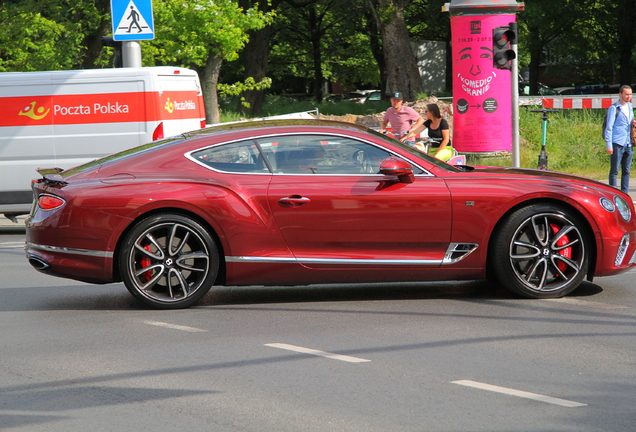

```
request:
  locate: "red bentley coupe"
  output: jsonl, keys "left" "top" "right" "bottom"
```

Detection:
{"left": 25, "top": 120, "right": 636, "bottom": 308}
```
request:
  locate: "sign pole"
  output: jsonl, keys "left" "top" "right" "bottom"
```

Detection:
{"left": 122, "top": 41, "right": 142, "bottom": 68}
{"left": 111, "top": 0, "right": 155, "bottom": 68}
{"left": 510, "top": 21, "right": 520, "bottom": 167}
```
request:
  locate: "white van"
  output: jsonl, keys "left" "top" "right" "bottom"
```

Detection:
{"left": 0, "top": 66, "right": 206, "bottom": 219}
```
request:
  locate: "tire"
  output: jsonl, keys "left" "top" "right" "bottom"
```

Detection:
{"left": 491, "top": 204, "right": 590, "bottom": 299}
{"left": 119, "top": 214, "right": 219, "bottom": 309}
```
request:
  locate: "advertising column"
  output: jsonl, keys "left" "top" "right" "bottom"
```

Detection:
{"left": 444, "top": 0, "right": 524, "bottom": 153}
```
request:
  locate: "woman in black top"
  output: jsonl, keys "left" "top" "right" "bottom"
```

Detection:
{"left": 401, "top": 103, "right": 454, "bottom": 161}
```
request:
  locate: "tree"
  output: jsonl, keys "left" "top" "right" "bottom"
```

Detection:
{"left": 268, "top": 0, "right": 364, "bottom": 102}
{"left": 267, "top": 0, "right": 380, "bottom": 100}
{"left": 237, "top": 0, "right": 279, "bottom": 115}
{"left": 516, "top": 0, "right": 634, "bottom": 92}
{"left": 148, "top": 0, "right": 273, "bottom": 123}
{"left": 364, "top": 0, "right": 423, "bottom": 101}
{"left": 405, "top": 0, "right": 451, "bottom": 92}
{"left": 0, "top": 1, "right": 81, "bottom": 71}
{"left": 0, "top": 0, "right": 112, "bottom": 72}
{"left": 611, "top": 0, "right": 636, "bottom": 85}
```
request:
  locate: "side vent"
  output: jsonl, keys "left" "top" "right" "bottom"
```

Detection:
{"left": 443, "top": 243, "right": 479, "bottom": 264}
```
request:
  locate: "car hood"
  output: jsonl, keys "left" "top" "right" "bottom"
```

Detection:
{"left": 464, "top": 166, "right": 618, "bottom": 196}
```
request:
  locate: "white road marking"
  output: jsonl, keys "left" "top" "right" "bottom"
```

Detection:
{"left": 265, "top": 343, "right": 371, "bottom": 363}
{"left": 142, "top": 320, "right": 208, "bottom": 332}
{"left": 0, "top": 242, "right": 25, "bottom": 249}
{"left": 545, "top": 297, "right": 630, "bottom": 310}
{"left": 452, "top": 380, "right": 587, "bottom": 408}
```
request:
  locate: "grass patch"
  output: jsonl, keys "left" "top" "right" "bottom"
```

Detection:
{"left": 518, "top": 107, "right": 608, "bottom": 179}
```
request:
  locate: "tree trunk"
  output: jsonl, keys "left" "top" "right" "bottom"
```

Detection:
{"left": 238, "top": 0, "right": 276, "bottom": 115}
{"left": 200, "top": 54, "right": 223, "bottom": 124}
{"left": 308, "top": 6, "right": 324, "bottom": 103}
{"left": 617, "top": 0, "right": 636, "bottom": 85}
{"left": 526, "top": 24, "right": 543, "bottom": 96}
{"left": 238, "top": 25, "right": 273, "bottom": 115}
{"left": 375, "top": 0, "right": 423, "bottom": 101}
{"left": 365, "top": 7, "right": 387, "bottom": 97}
{"left": 80, "top": 19, "right": 111, "bottom": 69}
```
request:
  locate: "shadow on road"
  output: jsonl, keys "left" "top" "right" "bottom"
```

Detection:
{"left": 0, "top": 279, "right": 604, "bottom": 312}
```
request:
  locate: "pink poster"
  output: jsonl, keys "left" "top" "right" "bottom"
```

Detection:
{"left": 451, "top": 14, "right": 516, "bottom": 152}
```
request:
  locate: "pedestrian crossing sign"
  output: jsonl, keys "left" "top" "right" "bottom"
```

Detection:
{"left": 111, "top": 0, "right": 155, "bottom": 41}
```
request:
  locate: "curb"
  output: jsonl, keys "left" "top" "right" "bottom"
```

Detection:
{"left": 0, "top": 216, "right": 27, "bottom": 234}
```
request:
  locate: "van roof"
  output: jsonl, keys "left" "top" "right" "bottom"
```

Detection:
{"left": 0, "top": 67, "right": 198, "bottom": 84}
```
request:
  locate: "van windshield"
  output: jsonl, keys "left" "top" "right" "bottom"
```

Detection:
{"left": 61, "top": 137, "right": 185, "bottom": 178}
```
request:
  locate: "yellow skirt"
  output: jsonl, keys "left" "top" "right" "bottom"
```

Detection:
{"left": 428, "top": 146, "right": 455, "bottom": 162}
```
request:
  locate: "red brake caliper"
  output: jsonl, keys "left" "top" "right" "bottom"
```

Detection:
{"left": 551, "top": 223, "right": 571, "bottom": 273}
{"left": 140, "top": 244, "right": 154, "bottom": 281}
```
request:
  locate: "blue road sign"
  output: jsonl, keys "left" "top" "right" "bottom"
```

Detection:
{"left": 111, "top": 0, "right": 154, "bottom": 41}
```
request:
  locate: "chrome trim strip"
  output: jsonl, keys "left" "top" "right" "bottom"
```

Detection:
{"left": 226, "top": 256, "right": 442, "bottom": 265}
{"left": 185, "top": 132, "right": 435, "bottom": 177}
{"left": 226, "top": 256, "right": 297, "bottom": 263}
{"left": 26, "top": 242, "right": 114, "bottom": 258}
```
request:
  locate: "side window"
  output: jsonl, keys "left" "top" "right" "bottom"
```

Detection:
{"left": 191, "top": 140, "right": 269, "bottom": 173}
{"left": 257, "top": 135, "right": 395, "bottom": 174}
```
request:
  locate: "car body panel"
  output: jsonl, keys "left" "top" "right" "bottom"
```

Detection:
{"left": 267, "top": 173, "right": 451, "bottom": 267}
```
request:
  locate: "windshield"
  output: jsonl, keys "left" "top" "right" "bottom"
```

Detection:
{"left": 366, "top": 129, "right": 462, "bottom": 172}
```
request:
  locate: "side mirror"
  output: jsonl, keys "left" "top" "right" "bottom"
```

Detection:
{"left": 379, "top": 157, "right": 414, "bottom": 183}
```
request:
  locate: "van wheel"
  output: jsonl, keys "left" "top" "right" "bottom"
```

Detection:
{"left": 119, "top": 214, "right": 219, "bottom": 309}
{"left": 491, "top": 204, "right": 589, "bottom": 299}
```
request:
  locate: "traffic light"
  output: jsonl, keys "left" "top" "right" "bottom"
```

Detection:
{"left": 102, "top": 36, "right": 123, "bottom": 68}
{"left": 492, "top": 26, "right": 516, "bottom": 69}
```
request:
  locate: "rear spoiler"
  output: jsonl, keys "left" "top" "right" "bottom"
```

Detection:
{"left": 37, "top": 167, "right": 67, "bottom": 185}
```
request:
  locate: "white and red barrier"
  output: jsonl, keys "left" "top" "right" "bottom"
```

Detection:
{"left": 542, "top": 95, "right": 615, "bottom": 109}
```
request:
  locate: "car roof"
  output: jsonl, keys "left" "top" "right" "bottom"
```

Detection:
{"left": 182, "top": 119, "right": 369, "bottom": 140}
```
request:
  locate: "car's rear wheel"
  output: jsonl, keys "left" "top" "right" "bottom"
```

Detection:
{"left": 119, "top": 214, "right": 219, "bottom": 309}
{"left": 492, "top": 204, "right": 590, "bottom": 298}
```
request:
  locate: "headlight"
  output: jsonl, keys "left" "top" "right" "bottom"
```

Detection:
{"left": 614, "top": 196, "right": 632, "bottom": 222}
{"left": 600, "top": 197, "right": 615, "bottom": 212}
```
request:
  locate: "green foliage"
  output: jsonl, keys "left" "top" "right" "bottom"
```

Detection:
{"left": 268, "top": 0, "right": 380, "bottom": 93}
{"left": 147, "top": 0, "right": 274, "bottom": 67}
{"left": 0, "top": 1, "right": 84, "bottom": 71}
{"left": 378, "top": 3, "right": 398, "bottom": 26}
{"left": 218, "top": 77, "right": 273, "bottom": 108}
{"left": 405, "top": 0, "right": 449, "bottom": 41}
{"left": 517, "top": 0, "right": 626, "bottom": 84}
{"left": 218, "top": 95, "right": 386, "bottom": 121}
{"left": 518, "top": 107, "right": 608, "bottom": 178}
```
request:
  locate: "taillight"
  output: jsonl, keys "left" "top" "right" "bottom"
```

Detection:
{"left": 200, "top": 119, "right": 207, "bottom": 129}
{"left": 38, "top": 195, "right": 65, "bottom": 210}
{"left": 152, "top": 122, "right": 164, "bottom": 141}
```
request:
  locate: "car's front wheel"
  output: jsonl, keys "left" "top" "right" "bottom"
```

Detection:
{"left": 492, "top": 204, "right": 590, "bottom": 298}
{"left": 119, "top": 214, "right": 219, "bottom": 309}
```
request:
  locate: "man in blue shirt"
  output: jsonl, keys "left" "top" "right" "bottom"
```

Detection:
{"left": 604, "top": 85, "right": 634, "bottom": 193}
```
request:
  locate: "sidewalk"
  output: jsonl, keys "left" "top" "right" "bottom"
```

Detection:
{"left": 2, "top": 178, "right": 636, "bottom": 233}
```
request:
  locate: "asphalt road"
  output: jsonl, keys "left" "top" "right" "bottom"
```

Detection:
{"left": 1, "top": 232, "right": 636, "bottom": 431}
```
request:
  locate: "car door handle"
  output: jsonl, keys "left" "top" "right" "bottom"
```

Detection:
{"left": 278, "top": 195, "right": 311, "bottom": 207}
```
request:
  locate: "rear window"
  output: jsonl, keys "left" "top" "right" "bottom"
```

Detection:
{"left": 190, "top": 140, "right": 270, "bottom": 173}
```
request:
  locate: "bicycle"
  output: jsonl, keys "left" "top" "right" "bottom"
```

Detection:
{"left": 413, "top": 137, "right": 461, "bottom": 163}
{"left": 382, "top": 129, "right": 417, "bottom": 146}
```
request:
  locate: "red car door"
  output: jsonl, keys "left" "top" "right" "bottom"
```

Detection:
{"left": 265, "top": 135, "right": 452, "bottom": 269}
